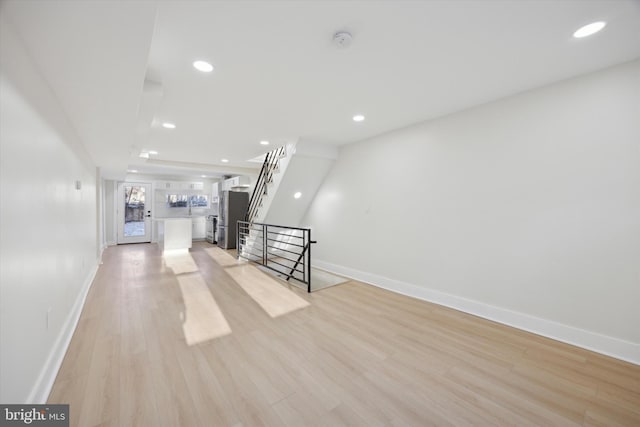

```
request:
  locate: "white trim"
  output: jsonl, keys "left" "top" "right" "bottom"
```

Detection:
{"left": 26, "top": 259, "right": 100, "bottom": 403}
{"left": 314, "top": 259, "right": 640, "bottom": 366}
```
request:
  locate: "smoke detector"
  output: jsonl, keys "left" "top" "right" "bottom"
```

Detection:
{"left": 333, "top": 31, "right": 353, "bottom": 48}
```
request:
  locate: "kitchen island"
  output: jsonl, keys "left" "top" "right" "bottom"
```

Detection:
{"left": 155, "top": 217, "right": 192, "bottom": 253}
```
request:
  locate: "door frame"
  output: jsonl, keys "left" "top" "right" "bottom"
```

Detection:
{"left": 116, "top": 181, "right": 153, "bottom": 244}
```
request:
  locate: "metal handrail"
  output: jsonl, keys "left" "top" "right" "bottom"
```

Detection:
{"left": 237, "top": 220, "right": 316, "bottom": 292}
{"left": 246, "top": 146, "right": 286, "bottom": 223}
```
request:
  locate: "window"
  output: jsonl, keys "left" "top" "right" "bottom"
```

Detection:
{"left": 189, "top": 194, "right": 209, "bottom": 207}
{"left": 166, "top": 194, "right": 209, "bottom": 208}
{"left": 166, "top": 194, "right": 189, "bottom": 207}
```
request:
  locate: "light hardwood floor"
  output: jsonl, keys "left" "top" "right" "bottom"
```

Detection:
{"left": 48, "top": 242, "right": 640, "bottom": 426}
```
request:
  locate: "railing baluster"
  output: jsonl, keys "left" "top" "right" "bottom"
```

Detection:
{"left": 237, "top": 220, "right": 315, "bottom": 292}
{"left": 307, "top": 229, "right": 311, "bottom": 293}
{"left": 263, "top": 223, "right": 267, "bottom": 266}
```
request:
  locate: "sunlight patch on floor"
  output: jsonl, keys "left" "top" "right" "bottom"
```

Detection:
{"left": 163, "top": 251, "right": 199, "bottom": 275}
{"left": 260, "top": 256, "right": 350, "bottom": 291}
{"left": 205, "top": 247, "right": 310, "bottom": 318}
{"left": 177, "top": 273, "right": 231, "bottom": 345}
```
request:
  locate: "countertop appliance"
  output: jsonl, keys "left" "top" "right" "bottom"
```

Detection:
{"left": 206, "top": 215, "right": 218, "bottom": 244}
{"left": 218, "top": 191, "right": 249, "bottom": 249}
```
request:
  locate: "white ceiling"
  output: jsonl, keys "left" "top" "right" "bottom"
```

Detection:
{"left": 3, "top": 0, "right": 640, "bottom": 179}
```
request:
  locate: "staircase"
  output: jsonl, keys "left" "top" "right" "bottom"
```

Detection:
{"left": 237, "top": 141, "right": 338, "bottom": 292}
{"left": 246, "top": 143, "right": 294, "bottom": 224}
{"left": 239, "top": 144, "right": 294, "bottom": 261}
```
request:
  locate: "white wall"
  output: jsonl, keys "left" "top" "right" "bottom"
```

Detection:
{"left": 0, "top": 16, "right": 99, "bottom": 402}
{"left": 264, "top": 142, "right": 337, "bottom": 227}
{"left": 103, "top": 180, "right": 117, "bottom": 246}
{"left": 304, "top": 59, "right": 640, "bottom": 363}
{"left": 96, "top": 170, "right": 104, "bottom": 255}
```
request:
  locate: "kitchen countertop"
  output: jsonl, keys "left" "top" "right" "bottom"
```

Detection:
{"left": 153, "top": 216, "right": 204, "bottom": 220}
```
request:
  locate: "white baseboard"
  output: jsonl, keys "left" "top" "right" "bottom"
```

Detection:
{"left": 26, "top": 259, "right": 100, "bottom": 403}
{"left": 314, "top": 259, "right": 640, "bottom": 366}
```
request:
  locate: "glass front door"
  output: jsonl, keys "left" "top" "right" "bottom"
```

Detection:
{"left": 117, "top": 182, "right": 152, "bottom": 244}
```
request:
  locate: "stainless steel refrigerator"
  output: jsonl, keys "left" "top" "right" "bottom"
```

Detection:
{"left": 218, "top": 191, "right": 249, "bottom": 249}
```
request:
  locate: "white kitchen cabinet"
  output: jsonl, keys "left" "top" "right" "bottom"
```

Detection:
{"left": 155, "top": 181, "right": 173, "bottom": 190}
{"left": 211, "top": 182, "right": 220, "bottom": 202}
{"left": 223, "top": 176, "right": 250, "bottom": 190}
{"left": 155, "top": 181, "right": 204, "bottom": 191}
{"left": 192, "top": 216, "right": 206, "bottom": 240}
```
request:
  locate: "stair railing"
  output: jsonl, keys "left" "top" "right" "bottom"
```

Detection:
{"left": 237, "top": 220, "right": 316, "bottom": 292}
{"left": 246, "top": 145, "right": 286, "bottom": 223}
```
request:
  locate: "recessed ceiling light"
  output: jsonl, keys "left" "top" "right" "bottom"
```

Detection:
{"left": 193, "top": 60, "right": 214, "bottom": 73}
{"left": 294, "top": 192, "right": 302, "bottom": 199}
{"left": 201, "top": 175, "right": 207, "bottom": 178}
{"left": 148, "top": 150, "right": 158, "bottom": 155}
{"left": 353, "top": 114, "right": 365, "bottom": 122}
{"left": 221, "top": 158, "right": 229, "bottom": 163}
{"left": 139, "top": 152, "right": 149, "bottom": 159}
{"left": 260, "top": 140, "right": 270, "bottom": 145}
{"left": 162, "top": 122, "right": 176, "bottom": 129}
{"left": 128, "top": 169, "right": 138, "bottom": 173}
{"left": 573, "top": 21, "right": 606, "bottom": 38}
